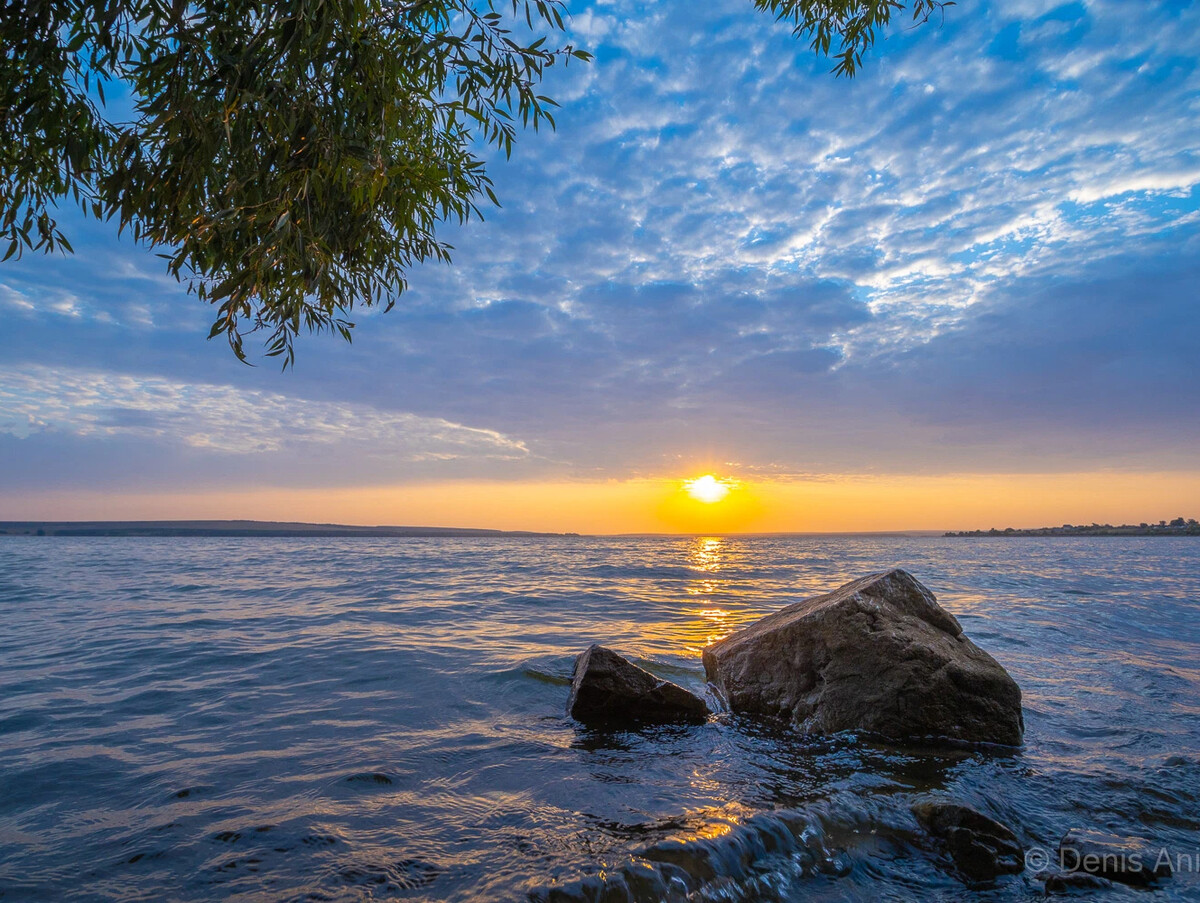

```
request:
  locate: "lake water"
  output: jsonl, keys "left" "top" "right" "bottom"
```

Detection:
{"left": 1, "top": 535, "right": 1198, "bottom": 901}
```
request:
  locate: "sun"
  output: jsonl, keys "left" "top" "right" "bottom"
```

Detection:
{"left": 685, "top": 474, "right": 734, "bottom": 504}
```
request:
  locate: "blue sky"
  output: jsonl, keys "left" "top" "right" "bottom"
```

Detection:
{"left": 1, "top": 0, "right": 1198, "bottom": 515}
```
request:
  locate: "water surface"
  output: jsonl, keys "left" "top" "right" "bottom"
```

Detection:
{"left": 1, "top": 535, "right": 1198, "bottom": 900}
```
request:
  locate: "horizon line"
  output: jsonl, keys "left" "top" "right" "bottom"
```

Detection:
{"left": 4, "top": 518, "right": 1192, "bottom": 538}
{"left": 0, "top": 518, "right": 951, "bottom": 537}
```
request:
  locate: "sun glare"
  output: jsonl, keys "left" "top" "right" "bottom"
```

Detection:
{"left": 685, "top": 474, "right": 734, "bottom": 504}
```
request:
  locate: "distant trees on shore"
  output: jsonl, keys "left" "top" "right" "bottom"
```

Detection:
{"left": 947, "top": 519, "right": 1200, "bottom": 537}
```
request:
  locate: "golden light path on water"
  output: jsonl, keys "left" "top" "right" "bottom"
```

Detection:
{"left": 682, "top": 537, "right": 748, "bottom": 840}
{"left": 683, "top": 536, "right": 738, "bottom": 654}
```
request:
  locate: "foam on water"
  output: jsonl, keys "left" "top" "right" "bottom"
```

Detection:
{"left": 1, "top": 535, "right": 1198, "bottom": 900}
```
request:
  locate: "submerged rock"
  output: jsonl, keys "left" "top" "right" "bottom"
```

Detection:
{"left": 912, "top": 800, "right": 1023, "bottom": 882}
{"left": 567, "top": 645, "right": 708, "bottom": 725}
{"left": 529, "top": 807, "right": 845, "bottom": 903}
{"left": 702, "top": 569, "right": 1023, "bottom": 745}
{"left": 1057, "top": 829, "right": 1172, "bottom": 887}
{"left": 1040, "top": 870, "right": 1116, "bottom": 894}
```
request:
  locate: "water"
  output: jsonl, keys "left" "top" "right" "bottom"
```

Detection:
{"left": 1, "top": 535, "right": 1198, "bottom": 901}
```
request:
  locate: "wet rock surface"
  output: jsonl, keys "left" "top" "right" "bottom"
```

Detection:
{"left": 528, "top": 808, "right": 850, "bottom": 903}
{"left": 911, "top": 799, "right": 1023, "bottom": 882}
{"left": 703, "top": 569, "right": 1024, "bottom": 745}
{"left": 1039, "top": 869, "right": 1117, "bottom": 894}
{"left": 1056, "top": 828, "right": 1173, "bottom": 887}
{"left": 567, "top": 645, "right": 708, "bottom": 725}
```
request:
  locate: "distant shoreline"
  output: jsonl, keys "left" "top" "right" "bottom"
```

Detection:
{"left": 947, "top": 521, "right": 1199, "bottom": 538}
{"left": 0, "top": 520, "right": 576, "bottom": 538}
{"left": 0, "top": 522, "right": 940, "bottom": 539}
{"left": 5, "top": 520, "right": 1195, "bottom": 538}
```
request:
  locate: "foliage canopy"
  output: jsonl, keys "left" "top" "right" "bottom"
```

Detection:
{"left": 1, "top": 0, "right": 950, "bottom": 364}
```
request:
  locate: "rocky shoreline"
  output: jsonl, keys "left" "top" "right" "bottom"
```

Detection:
{"left": 557, "top": 569, "right": 1172, "bottom": 898}
{"left": 570, "top": 569, "right": 1022, "bottom": 747}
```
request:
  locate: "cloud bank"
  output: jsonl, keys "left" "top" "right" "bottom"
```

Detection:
{"left": 0, "top": 0, "right": 1197, "bottom": 495}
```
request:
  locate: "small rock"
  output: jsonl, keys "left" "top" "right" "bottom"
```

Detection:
{"left": 1057, "top": 829, "right": 1172, "bottom": 887}
{"left": 567, "top": 645, "right": 708, "bottom": 725}
{"left": 702, "top": 569, "right": 1023, "bottom": 745}
{"left": 1039, "top": 869, "right": 1115, "bottom": 894}
{"left": 913, "top": 800, "right": 1023, "bottom": 882}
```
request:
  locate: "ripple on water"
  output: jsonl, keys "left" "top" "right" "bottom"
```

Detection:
{"left": 0, "top": 535, "right": 1198, "bottom": 900}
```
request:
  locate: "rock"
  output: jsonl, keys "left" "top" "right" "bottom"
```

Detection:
{"left": 702, "top": 569, "right": 1023, "bottom": 745}
{"left": 1039, "top": 870, "right": 1115, "bottom": 894}
{"left": 912, "top": 800, "right": 1023, "bottom": 882}
{"left": 529, "top": 860, "right": 692, "bottom": 903}
{"left": 1057, "top": 829, "right": 1172, "bottom": 887}
{"left": 567, "top": 645, "right": 708, "bottom": 725}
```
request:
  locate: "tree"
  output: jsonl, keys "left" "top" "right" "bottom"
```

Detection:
{"left": 2, "top": 0, "right": 951, "bottom": 364}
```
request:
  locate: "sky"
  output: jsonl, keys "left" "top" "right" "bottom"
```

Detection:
{"left": 2, "top": 0, "right": 1199, "bottom": 533}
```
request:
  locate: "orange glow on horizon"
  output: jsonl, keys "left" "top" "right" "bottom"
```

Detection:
{"left": 4, "top": 470, "right": 1200, "bottom": 535}
{"left": 660, "top": 477, "right": 762, "bottom": 532}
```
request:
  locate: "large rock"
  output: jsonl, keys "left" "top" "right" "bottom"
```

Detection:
{"left": 568, "top": 645, "right": 709, "bottom": 725}
{"left": 702, "top": 569, "right": 1023, "bottom": 745}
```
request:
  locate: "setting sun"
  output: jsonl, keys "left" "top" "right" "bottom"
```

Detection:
{"left": 685, "top": 474, "right": 735, "bottom": 504}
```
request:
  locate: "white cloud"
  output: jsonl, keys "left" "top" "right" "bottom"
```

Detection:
{"left": 0, "top": 366, "right": 530, "bottom": 459}
{"left": 0, "top": 283, "right": 34, "bottom": 312}
{"left": 1071, "top": 168, "right": 1200, "bottom": 204}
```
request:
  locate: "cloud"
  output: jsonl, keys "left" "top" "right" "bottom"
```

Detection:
{"left": 0, "top": 0, "right": 1198, "bottom": 492}
{"left": 0, "top": 366, "right": 528, "bottom": 458}
{"left": 1070, "top": 168, "right": 1200, "bottom": 204}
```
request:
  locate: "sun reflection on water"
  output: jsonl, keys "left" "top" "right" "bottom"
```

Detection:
{"left": 680, "top": 537, "right": 739, "bottom": 654}
{"left": 689, "top": 537, "right": 724, "bottom": 574}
